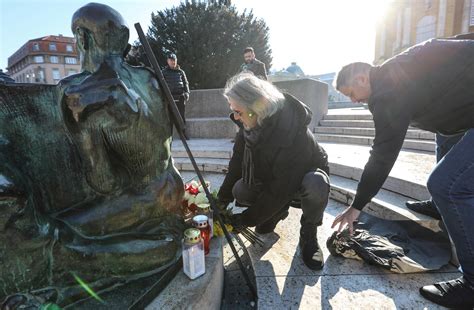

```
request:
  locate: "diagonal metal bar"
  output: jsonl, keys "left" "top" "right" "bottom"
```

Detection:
{"left": 134, "top": 23, "right": 258, "bottom": 301}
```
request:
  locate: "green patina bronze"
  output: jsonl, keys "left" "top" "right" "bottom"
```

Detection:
{"left": 0, "top": 3, "right": 184, "bottom": 308}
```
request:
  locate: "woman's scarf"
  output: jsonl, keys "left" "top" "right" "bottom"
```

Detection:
{"left": 242, "top": 126, "right": 262, "bottom": 186}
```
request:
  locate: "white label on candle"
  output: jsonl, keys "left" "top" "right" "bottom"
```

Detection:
{"left": 183, "top": 244, "right": 205, "bottom": 279}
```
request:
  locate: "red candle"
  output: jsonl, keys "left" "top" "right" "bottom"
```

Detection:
{"left": 192, "top": 215, "right": 210, "bottom": 255}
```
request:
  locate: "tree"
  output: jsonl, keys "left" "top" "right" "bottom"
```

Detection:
{"left": 129, "top": 1, "right": 272, "bottom": 89}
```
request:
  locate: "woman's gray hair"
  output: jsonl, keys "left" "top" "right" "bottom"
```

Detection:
{"left": 223, "top": 73, "right": 285, "bottom": 125}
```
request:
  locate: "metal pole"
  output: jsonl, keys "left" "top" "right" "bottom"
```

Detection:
{"left": 134, "top": 23, "right": 258, "bottom": 300}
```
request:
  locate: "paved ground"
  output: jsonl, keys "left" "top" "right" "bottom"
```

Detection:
{"left": 179, "top": 171, "right": 457, "bottom": 310}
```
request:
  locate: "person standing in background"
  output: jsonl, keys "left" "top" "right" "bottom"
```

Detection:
{"left": 240, "top": 47, "right": 268, "bottom": 80}
{"left": 162, "top": 53, "right": 190, "bottom": 138}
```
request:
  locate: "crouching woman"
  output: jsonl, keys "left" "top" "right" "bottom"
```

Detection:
{"left": 218, "top": 73, "right": 330, "bottom": 270}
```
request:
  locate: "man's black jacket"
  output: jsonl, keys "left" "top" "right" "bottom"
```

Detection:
{"left": 218, "top": 94, "right": 329, "bottom": 227}
{"left": 352, "top": 37, "right": 474, "bottom": 211}
{"left": 162, "top": 65, "right": 189, "bottom": 98}
{"left": 240, "top": 58, "right": 268, "bottom": 80}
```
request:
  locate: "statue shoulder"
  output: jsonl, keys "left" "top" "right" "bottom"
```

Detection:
{"left": 122, "top": 62, "right": 161, "bottom": 91}
{"left": 58, "top": 71, "right": 90, "bottom": 88}
{"left": 124, "top": 62, "right": 155, "bottom": 76}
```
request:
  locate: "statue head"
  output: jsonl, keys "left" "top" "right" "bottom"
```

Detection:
{"left": 72, "top": 3, "right": 129, "bottom": 67}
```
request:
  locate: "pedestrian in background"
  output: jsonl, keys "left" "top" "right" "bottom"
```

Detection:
{"left": 162, "top": 53, "right": 190, "bottom": 138}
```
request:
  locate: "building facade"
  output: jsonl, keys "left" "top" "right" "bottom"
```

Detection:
{"left": 374, "top": 0, "right": 474, "bottom": 65}
{"left": 7, "top": 35, "right": 81, "bottom": 84}
{"left": 311, "top": 72, "right": 350, "bottom": 103}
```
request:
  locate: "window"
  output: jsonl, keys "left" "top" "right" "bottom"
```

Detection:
{"left": 32, "top": 43, "right": 40, "bottom": 51}
{"left": 34, "top": 55, "right": 44, "bottom": 63}
{"left": 470, "top": 0, "right": 474, "bottom": 26}
{"left": 37, "top": 70, "right": 45, "bottom": 82}
{"left": 67, "top": 69, "right": 77, "bottom": 76}
{"left": 52, "top": 69, "right": 61, "bottom": 80}
{"left": 65, "top": 57, "right": 77, "bottom": 64}
{"left": 50, "top": 56, "right": 59, "bottom": 63}
{"left": 49, "top": 43, "right": 57, "bottom": 51}
{"left": 66, "top": 44, "right": 73, "bottom": 52}
{"left": 415, "top": 16, "right": 436, "bottom": 43}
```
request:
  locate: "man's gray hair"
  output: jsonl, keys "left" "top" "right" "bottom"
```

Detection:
{"left": 224, "top": 73, "right": 284, "bottom": 126}
{"left": 334, "top": 62, "right": 372, "bottom": 90}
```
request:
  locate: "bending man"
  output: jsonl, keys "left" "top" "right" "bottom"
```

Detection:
{"left": 332, "top": 37, "right": 474, "bottom": 308}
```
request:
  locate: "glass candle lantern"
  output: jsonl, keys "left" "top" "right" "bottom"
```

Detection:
{"left": 192, "top": 215, "right": 210, "bottom": 255}
{"left": 196, "top": 203, "right": 213, "bottom": 238}
{"left": 182, "top": 228, "right": 205, "bottom": 280}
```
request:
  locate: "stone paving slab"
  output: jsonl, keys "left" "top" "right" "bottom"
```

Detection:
{"left": 251, "top": 200, "right": 457, "bottom": 309}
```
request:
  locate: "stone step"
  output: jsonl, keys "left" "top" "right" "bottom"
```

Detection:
{"left": 315, "top": 133, "right": 435, "bottom": 152}
{"left": 319, "top": 119, "right": 374, "bottom": 128}
{"left": 172, "top": 139, "right": 434, "bottom": 201}
{"left": 173, "top": 157, "right": 437, "bottom": 232}
{"left": 174, "top": 157, "right": 230, "bottom": 174}
{"left": 184, "top": 117, "right": 237, "bottom": 139}
{"left": 323, "top": 114, "right": 373, "bottom": 121}
{"left": 314, "top": 126, "right": 435, "bottom": 140}
{"left": 173, "top": 156, "right": 430, "bottom": 203}
{"left": 330, "top": 175, "right": 440, "bottom": 232}
{"left": 171, "top": 148, "right": 232, "bottom": 160}
{"left": 147, "top": 238, "right": 224, "bottom": 310}
{"left": 329, "top": 162, "right": 430, "bottom": 203}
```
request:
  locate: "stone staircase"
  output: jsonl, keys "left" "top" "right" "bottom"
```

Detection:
{"left": 315, "top": 112, "right": 436, "bottom": 153}
{"left": 171, "top": 139, "right": 453, "bottom": 309}
{"left": 171, "top": 137, "right": 440, "bottom": 233}
{"left": 169, "top": 106, "right": 455, "bottom": 309}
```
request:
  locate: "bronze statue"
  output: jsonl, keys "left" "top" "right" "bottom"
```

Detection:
{"left": 0, "top": 3, "right": 184, "bottom": 308}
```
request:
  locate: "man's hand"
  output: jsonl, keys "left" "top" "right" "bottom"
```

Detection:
{"left": 183, "top": 93, "right": 189, "bottom": 101}
{"left": 331, "top": 206, "right": 361, "bottom": 235}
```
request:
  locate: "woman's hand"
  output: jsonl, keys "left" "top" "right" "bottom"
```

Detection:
{"left": 331, "top": 206, "right": 361, "bottom": 235}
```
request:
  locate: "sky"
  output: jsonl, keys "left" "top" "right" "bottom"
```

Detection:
{"left": 0, "top": 0, "right": 391, "bottom": 75}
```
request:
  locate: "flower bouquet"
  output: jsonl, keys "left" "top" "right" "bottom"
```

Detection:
{"left": 182, "top": 180, "right": 263, "bottom": 246}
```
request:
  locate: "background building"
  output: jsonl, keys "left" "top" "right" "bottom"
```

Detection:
{"left": 7, "top": 35, "right": 81, "bottom": 84}
{"left": 286, "top": 62, "right": 305, "bottom": 76}
{"left": 375, "top": 0, "right": 474, "bottom": 64}
{"left": 310, "top": 72, "right": 351, "bottom": 104}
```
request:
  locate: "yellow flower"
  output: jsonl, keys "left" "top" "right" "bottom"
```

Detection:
{"left": 213, "top": 222, "right": 233, "bottom": 236}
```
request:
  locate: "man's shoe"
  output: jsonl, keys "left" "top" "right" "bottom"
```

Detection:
{"left": 420, "top": 277, "right": 474, "bottom": 308}
{"left": 405, "top": 200, "right": 441, "bottom": 220}
{"left": 299, "top": 224, "right": 324, "bottom": 270}
{"left": 255, "top": 208, "right": 289, "bottom": 234}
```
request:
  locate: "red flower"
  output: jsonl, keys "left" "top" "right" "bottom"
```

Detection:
{"left": 188, "top": 186, "right": 199, "bottom": 195}
{"left": 188, "top": 203, "right": 198, "bottom": 212}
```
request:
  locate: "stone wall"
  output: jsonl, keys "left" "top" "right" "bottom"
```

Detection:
{"left": 184, "top": 78, "right": 328, "bottom": 138}
{"left": 273, "top": 78, "right": 328, "bottom": 131}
